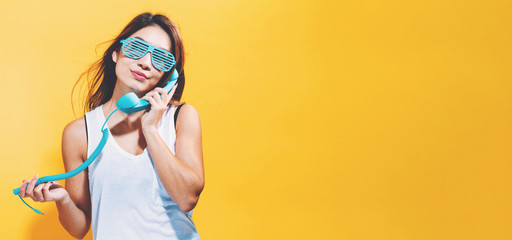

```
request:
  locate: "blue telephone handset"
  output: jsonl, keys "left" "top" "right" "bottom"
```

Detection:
{"left": 13, "top": 69, "right": 179, "bottom": 215}
{"left": 117, "top": 69, "right": 179, "bottom": 113}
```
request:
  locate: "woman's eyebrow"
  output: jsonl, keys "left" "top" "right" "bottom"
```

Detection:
{"left": 134, "top": 36, "right": 170, "bottom": 52}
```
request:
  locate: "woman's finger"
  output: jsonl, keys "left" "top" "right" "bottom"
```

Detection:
{"left": 154, "top": 88, "right": 172, "bottom": 105}
{"left": 170, "top": 83, "right": 178, "bottom": 97}
{"left": 19, "top": 180, "right": 28, "bottom": 197}
{"left": 34, "top": 182, "right": 45, "bottom": 202}
{"left": 151, "top": 91, "right": 164, "bottom": 106}
{"left": 154, "top": 88, "right": 168, "bottom": 104}
{"left": 26, "top": 174, "right": 38, "bottom": 198}
{"left": 163, "top": 84, "right": 177, "bottom": 101}
{"left": 143, "top": 95, "right": 157, "bottom": 106}
{"left": 51, "top": 181, "right": 63, "bottom": 188}
{"left": 146, "top": 90, "right": 163, "bottom": 106}
{"left": 42, "top": 182, "right": 53, "bottom": 202}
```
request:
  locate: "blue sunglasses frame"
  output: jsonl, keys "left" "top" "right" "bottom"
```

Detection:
{"left": 120, "top": 37, "right": 176, "bottom": 72}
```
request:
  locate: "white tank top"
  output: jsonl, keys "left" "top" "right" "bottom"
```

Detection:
{"left": 85, "top": 104, "right": 201, "bottom": 240}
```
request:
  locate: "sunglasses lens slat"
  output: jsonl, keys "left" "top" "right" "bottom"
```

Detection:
{"left": 153, "top": 59, "right": 171, "bottom": 70}
{"left": 153, "top": 56, "right": 173, "bottom": 65}
{"left": 123, "top": 43, "right": 146, "bottom": 58}
{"left": 154, "top": 62, "right": 172, "bottom": 72}
{"left": 125, "top": 38, "right": 148, "bottom": 56}
{"left": 153, "top": 48, "right": 174, "bottom": 58}
{"left": 123, "top": 47, "right": 144, "bottom": 58}
{"left": 153, "top": 56, "right": 175, "bottom": 65}
{"left": 130, "top": 40, "right": 149, "bottom": 49}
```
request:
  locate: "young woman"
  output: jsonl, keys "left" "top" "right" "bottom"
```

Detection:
{"left": 18, "top": 12, "right": 204, "bottom": 239}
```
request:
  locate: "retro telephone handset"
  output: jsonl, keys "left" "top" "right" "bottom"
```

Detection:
{"left": 12, "top": 69, "right": 179, "bottom": 215}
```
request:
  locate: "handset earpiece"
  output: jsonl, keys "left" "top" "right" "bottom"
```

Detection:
{"left": 117, "top": 69, "right": 179, "bottom": 113}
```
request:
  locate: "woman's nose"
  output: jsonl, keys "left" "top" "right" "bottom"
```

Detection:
{"left": 137, "top": 52, "right": 152, "bottom": 70}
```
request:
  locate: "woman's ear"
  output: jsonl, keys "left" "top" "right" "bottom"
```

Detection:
{"left": 112, "top": 51, "right": 118, "bottom": 63}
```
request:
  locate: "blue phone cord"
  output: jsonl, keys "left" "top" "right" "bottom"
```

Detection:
{"left": 13, "top": 108, "right": 120, "bottom": 215}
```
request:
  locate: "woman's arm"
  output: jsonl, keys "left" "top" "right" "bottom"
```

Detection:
{"left": 58, "top": 117, "right": 92, "bottom": 239}
{"left": 143, "top": 104, "right": 205, "bottom": 212}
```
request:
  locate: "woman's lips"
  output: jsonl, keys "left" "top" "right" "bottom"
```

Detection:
{"left": 131, "top": 71, "right": 148, "bottom": 80}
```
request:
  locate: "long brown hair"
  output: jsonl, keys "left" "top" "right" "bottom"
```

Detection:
{"left": 72, "top": 12, "right": 186, "bottom": 116}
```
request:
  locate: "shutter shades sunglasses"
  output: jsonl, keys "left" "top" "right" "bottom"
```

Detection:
{"left": 120, "top": 37, "right": 176, "bottom": 72}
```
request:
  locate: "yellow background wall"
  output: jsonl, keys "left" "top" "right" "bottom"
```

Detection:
{"left": 1, "top": 0, "right": 511, "bottom": 239}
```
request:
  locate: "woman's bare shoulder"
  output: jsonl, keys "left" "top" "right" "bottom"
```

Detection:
{"left": 175, "top": 104, "right": 201, "bottom": 132}
{"left": 63, "top": 117, "right": 86, "bottom": 140}
{"left": 62, "top": 117, "right": 88, "bottom": 161}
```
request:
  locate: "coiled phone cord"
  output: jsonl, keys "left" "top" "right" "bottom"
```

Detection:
{"left": 13, "top": 108, "right": 120, "bottom": 215}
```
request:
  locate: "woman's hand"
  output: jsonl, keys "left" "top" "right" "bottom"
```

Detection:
{"left": 19, "top": 174, "right": 69, "bottom": 203}
{"left": 141, "top": 84, "right": 178, "bottom": 132}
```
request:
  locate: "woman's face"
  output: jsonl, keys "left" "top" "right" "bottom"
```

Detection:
{"left": 112, "top": 25, "right": 172, "bottom": 93}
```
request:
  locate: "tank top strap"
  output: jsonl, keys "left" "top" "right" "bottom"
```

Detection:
{"left": 156, "top": 104, "right": 178, "bottom": 155}
{"left": 85, "top": 105, "right": 106, "bottom": 158}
